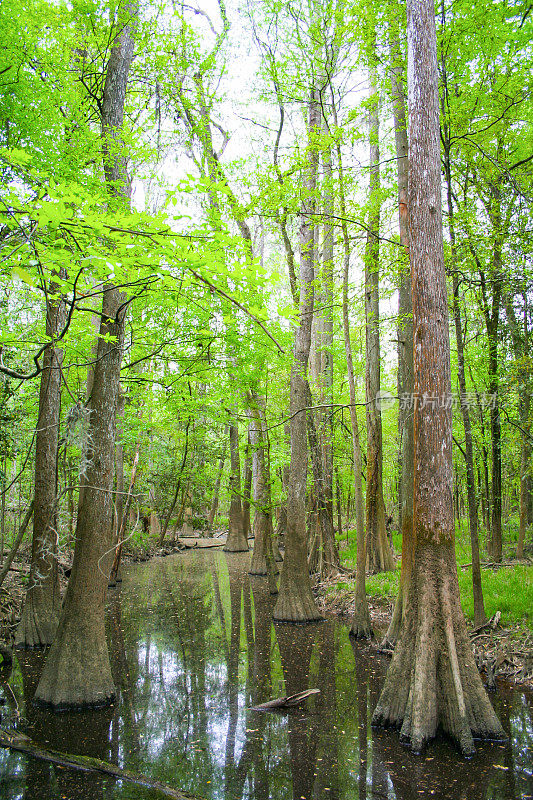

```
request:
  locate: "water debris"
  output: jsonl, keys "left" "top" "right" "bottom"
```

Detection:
{"left": 251, "top": 688, "right": 320, "bottom": 711}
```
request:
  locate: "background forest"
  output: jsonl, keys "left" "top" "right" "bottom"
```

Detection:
{"left": 0, "top": 0, "right": 532, "bottom": 720}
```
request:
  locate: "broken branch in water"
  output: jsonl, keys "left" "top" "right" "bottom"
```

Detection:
{"left": 0, "top": 728, "right": 203, "bottom": 800}
{"left": 251, "top": 688, "right": 320, "bottom": 711}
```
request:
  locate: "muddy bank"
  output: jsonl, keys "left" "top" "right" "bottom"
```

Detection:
{"left": 314, "top": 574, "right": 533, "bottom": 689}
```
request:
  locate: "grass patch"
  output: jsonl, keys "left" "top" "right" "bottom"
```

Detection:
{"left": 335, "top": 522, "right": 532, "bottom": 628}
{"left": 458, "top": 564, "right": 532, "bottom": 627}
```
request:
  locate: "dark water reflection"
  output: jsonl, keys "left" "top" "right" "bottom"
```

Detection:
{"left": 0, "top": 550, "right": 531, "bottom": 800}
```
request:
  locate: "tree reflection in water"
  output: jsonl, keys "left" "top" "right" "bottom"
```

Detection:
{"left": 0, "top": 550, "right": 531, "bottom": 800}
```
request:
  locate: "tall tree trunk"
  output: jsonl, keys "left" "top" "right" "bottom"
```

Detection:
{"left": 35, "top": 0, "right": 137, "bottom": 709}
{"left": 207, "top": 435, "right": 227, "bottom": 531}
{"left": 159, "top": 419, "right": 190, "bottom": 545}
{"left": 333, "top": 86, "right": 371, "bottom": 637}
{"left": 114, "top": 389, "right": 126, "bottom": 542}
{"left": 503, "top": 290, "right": 531, "bottom": 560}
{"left": 109, "top": 440, "right": 141, "bottom": 584}
{"left": 372, "top": 0, "right": 504, "bottom": 753}
{"left": 450, "top": 277, "right": 487, "bottom": 627}
{"left": 305, "top": 383, "right": 340, "bottom": 579}
{"left": 16, "top": 276, "right": 66, "bottom": 647}
{"left": 242, "top": 430, "right": 252, "bottom": 538}
{"left": 488, "top": 314, "right": 502, "bottom": 562}
{"left": 364, "top": 53, "right": 394, "bottom": 574}
{"left": 224, "top": 422, "right": 248, "bottom": 552}
{"left": 320, "top": 135, "right": 335, "bottom": 520}
{"left": 274, "top": 90, "right": 322, "bottom": 622}
{"left": 442, "top": 127, "right": 487, "bottom": 627}
{"left": 517, "top": 389, "right": 531, "bottom": 558}
{"left": 248, "top": 393, "right": 277, "bottom": 578}
{"left": 384, "top": 17, "right": 414, "bottom": 646}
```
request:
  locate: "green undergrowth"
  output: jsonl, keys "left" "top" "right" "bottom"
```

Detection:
{"left": 335, "top": 524, "right": 532, "bottom": 629}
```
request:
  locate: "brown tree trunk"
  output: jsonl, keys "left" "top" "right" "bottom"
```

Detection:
{"left": 224, "top": 422, "right": 248, "bottom": 552}
{"left": 488, "top": 318, "right": 502, "bottom": 562}
{"left": 384, "top": 17, "right": 414, "bottom": 647}
{"left": 372, "top": 0, "right": 504, "bottom": 753}
{"left": 364, "top": 53, "right": 395, "bottom": 575}
{"left": 17, "top": 276, "right": 66, "bottom": 647}
{"left": 275, "top": 422, "right": 290, "bottom": 539}
{"left": 274, "top": 90, "right": 322, "bottom": 622}
{"left": 34, "top": 0, "right": 137, "bottom": 709}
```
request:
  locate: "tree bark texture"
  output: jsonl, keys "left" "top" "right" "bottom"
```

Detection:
{"left": 384, "top": 19, "right": 414, "bottom": 646}
{"left": 248, "top": 394, "right": 277, "bottom": 578}
{"left": 17, "top": 276, "right": 66, "bottom": 647}
{"left": 319, "top": 134, "right": 335, "bottom": 519}
{"left": 224, "top": 422, "right": 248, "bottom": 552}
{"left": 274, "top": 91, "right": 322, "bottom": 623}
{"left": 364, "top": 57, "right": 394, "bottom": 575}
{"left": 372, "top": 0, "right": 504, "bottom": 754}
{"left": 305, "top": 383, "right": 340, "bottom": 579}
{"left": 35, "top": 0, "right": 137, "bottom": 709}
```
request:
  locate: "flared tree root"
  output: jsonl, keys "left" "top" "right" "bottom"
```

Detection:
{"left": 350, "top": 601, "right": 373, "bottom": 640}
{"left": 371, "top": 547, "right": 505, "bottom": 755}
{"left": 34, "top": 615, "right": 115, "bottom": 711}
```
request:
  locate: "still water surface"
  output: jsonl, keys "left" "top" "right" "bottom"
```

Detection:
{"left": 0, "top": 550, "right": 531, "bottom": 799}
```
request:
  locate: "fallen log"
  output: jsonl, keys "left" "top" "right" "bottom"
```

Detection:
{"left": 177, "top": 538, "right": 226, "bottom": 549}
{"left": 251, "top": 688, "right": 320, "bottom": 711}
{"left": 0, "top": 728, "right": 203, "bottom": 800}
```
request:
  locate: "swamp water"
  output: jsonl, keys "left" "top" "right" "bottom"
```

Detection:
{"left": 0, "top": 549, "right": 531, "bottom": 800}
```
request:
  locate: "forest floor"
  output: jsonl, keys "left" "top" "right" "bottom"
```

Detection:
{"left": 314, "top": 567, "right": 533, "bottom": 690}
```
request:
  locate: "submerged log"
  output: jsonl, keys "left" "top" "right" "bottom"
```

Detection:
{"left": 0, "top": 728, "right": 203, "bottom": 800}
{"left": 251, "top": 688, "right": 320, "bottom": 711}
